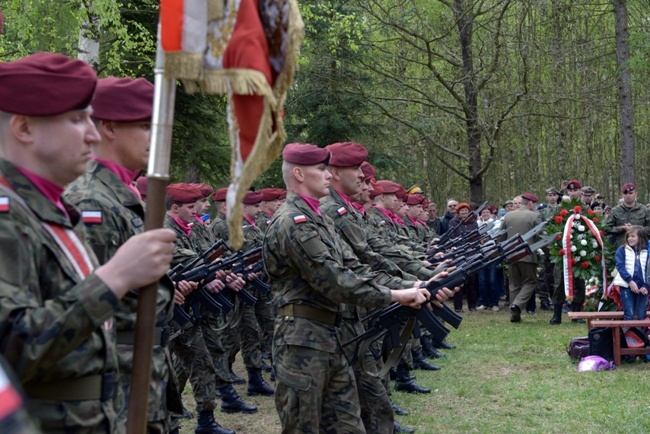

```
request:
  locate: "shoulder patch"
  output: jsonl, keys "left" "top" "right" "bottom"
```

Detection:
{"left": 380, "top": 220, "right": 386, "bottom": 225}
{"left": 0, "top": 197, "right": 9, "bottom": 213}
{"left": 293, "top": 215, "right": 307, "bottom": 224}
{"left": 337, "top": 206, "right": 348, "bottom": 215}
{"left": 81, "top": 210, "right": 102, "bottom": 224}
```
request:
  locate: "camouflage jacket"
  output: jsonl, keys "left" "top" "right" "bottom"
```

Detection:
{"left": 0, "top": 160, "right": 120, "bottom": 433}
{"left": 255, "top": 211, "right": 274, "bottom": 233}
{"left": 191, "top": 216, "right": 216, "bottom": 254}
{"left": 539, "top": 204, "right": 560, "bottom": 221}
{"left": 65, "top": 160, "right": 176, "bottom": 423}
{"left": 320, "top": 188, "right": 409, "bottom": 280}
{"left": 404, "top": 215, "right": 427, "bottom": 243}
{"left": 263, "top": 193, "right": 392, "bottom": 354}
{"left": 364, "top": 208, "right": 434, "bottom": 280}
{"left": 209, "top": 212, "right": 229, "bottom": 245}
{"left": 164, "top": 215, "right": 199, "bottom": 267}
{"left": 605, "top": 202, "right": 650, "bottom": 247}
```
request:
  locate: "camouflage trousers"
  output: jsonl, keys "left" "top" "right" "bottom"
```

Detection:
{"left": 273, "top": 344, "right": 365, "bottom": 434}
{"left": 169, "top": 323, "right": 216, "bottom": 413}
{"left": 225, "top": 291, "right": 274, "bottom": 368}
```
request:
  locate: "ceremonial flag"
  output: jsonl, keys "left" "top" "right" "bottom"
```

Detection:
{"left": 160, "top": 0, "right": 304, "bottom": 249}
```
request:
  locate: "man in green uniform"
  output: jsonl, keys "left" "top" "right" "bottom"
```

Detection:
{"left": 605, "top": 183, "right": 650, "bottom": 247}
{"left": 264, "top": 143, "right": 450, "bottom": 433}
{"left": 500, "top": 193, "right": 542, "bottom": 323}
{"left": 537, "top": 187, "right": 562, "bottom": 311}
{"left": 64, "top": 77, "right": 179, "bottom": 433}
{"left": 0, "top": 52, "right": 175, "bottom": 433}
{"left": 255, "top": 187, "right": 284, "bottom": 232}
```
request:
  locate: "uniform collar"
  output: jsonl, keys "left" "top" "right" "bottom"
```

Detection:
{"left": 0, "top": 159, "right": 77, "bottom": 227}
{"left": 90, "top": 160, "right": 143, "bottom": 208}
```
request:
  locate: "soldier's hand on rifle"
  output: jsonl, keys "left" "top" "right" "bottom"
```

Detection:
{"left": 205, "top": 279, "right": 225, "bottom": 293}
{"left": 176, "top": 280, "right": 197, "bottom": 295}
{"left": 96, "top": 228, "right": 176, "bottom": 298}
{"left": 174, "top": 290, "right": 185, "bottom": 305}
{"left": 391, "top": 287, "right": 430, "bottom": 308}
{"left": 225, "top": 273, "right": 245, "bottom": 292}
{"left": 431, "top": 287, "right": 456, "bottom": 308}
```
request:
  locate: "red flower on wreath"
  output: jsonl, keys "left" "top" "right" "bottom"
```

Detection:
{"left": 588, "top": 209, "right": 595, "bottom": 216}
{"left": 593, "top": 217, "right": 599, "bottom": 224}
{"left": 571, "top": 259, "right": 577, "bottom": 265}
{"left": 581, "top": 261, "right": 589, "bottom": 269}
{"left": 573, "top": 206, "right": 582, "bottom": 213}
{"left": 559, "top": 249, "right": 566, "bottom": 255}
{"left": 555, "top": 234, "right": 562, "bottom": 241}
{"left": 554, "top": 216, "right": 564, "bottom": 224}
{"left": 595, "top": 255, "right": 601, "bottom": 261}
{"left": 560, "top": 209, "right": 568, "bottom": 217}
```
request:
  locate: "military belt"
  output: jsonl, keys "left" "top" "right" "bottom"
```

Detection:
{"left": 278, "top": 304, "right": 341, "bottom": 326}
{"left": 23, "top": 371, "right": 117, "bottom": 401}
{"left": 117, "top": 327, "right": 169, "bottom": 347}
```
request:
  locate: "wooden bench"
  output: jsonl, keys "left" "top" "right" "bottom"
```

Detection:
{"left": 589, "top": 319, "right": 650, "bottom": 365}
{"left": 567, "top": 311, "right": 624, "bottom": 330}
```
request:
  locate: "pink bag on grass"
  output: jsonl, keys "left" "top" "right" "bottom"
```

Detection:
{"left": 577, "top": 355, "right": 615, "bottom": 372}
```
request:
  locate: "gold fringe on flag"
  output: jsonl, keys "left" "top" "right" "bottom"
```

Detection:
{"left": 208, "top": 0, "right": 225, "bottom": 20}
{"left": 164, "top": 52, "right": 204, "bottom": 80}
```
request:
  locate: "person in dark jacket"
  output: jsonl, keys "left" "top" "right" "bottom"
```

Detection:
{"left": 448, "top": 203, "right": 479, "bottom": 312}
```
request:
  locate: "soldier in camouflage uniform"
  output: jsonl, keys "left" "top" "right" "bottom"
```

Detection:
{"left": 216, "top": 191, "right": 275, "bottom": 397}
{"left": 320, "top": 142, "right": 427, "bottom": 434}
{"left": 264, "top": 143, "right": 446, "bottom": 433}
{"left": 0, "top": 354, "right": 42, "bottom": 434}
{"left": 605, "top": 182, "right": 650, "bottom": 248}
{"left": 64, "top": 77, "right": 179, "bottom": 433}
{"left": 404, "top": 194, "right": 428, "bottom": 244}
{"left": 164, "top": 184, "right": 236, "bottom": 434}
{"left": 535, "top": 187, "right": 562, "bottom": 311}
{"left": 255, "top": 188, "right": 284, "bottom": 232}
{"left": 0, "top": 53, "right": 175, "bottom": 433}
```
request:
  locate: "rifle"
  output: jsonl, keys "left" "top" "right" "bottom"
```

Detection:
{"left": 169, "top": 239, "right": 229, "bottom": 282}
{"left": 344, "top": 236, "right": 532, "bottom": 359}
{"left": 436, "top": 201, "right": 487, "bottom": 246}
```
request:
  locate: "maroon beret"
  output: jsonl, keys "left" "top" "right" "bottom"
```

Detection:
{"left": 243, "top": 191, "right": 263, "bottom": 205}
{"left": 406, "top": 194, "right": 425, "bottom": 206}
{"left": 622, "top": 183, "right": 636, "bottom": 194}
{"left": 278, "top": 189, "right": 287, "bottom": 200}
{"left": 196, "top": 183, "right": 214, "bottom": 198}
{"left": 92, "top": 77, "right": 154, "bottom": 122}
{"left": 566, "top": 180, "right": 581, "bottom": 190}
{"left": 521, "top": 193, "right": 539, "bottom": 203}
{"left": 376, "top": 180, "right": 401, "bottom": 195}
{"left": 395, "top": 185, "right": 407, "bottom": 200}
{"left": 135, "top": 176, "right": 148, "bottom": 196}
{"left": 260, "top": 188, "right": 283, "bottom": 201}
{"left": 167, "top": 183, "right": 203, "bottom": 204}
{"left": 369, "top": 179, "right": 383, "bottom": 198}
{"left": 282, "top": 143, "right": 330, "bottom": 165}
{"left": 213, "top": 187, "right": 228, "bottom": 202}
{"left": 0, "top": 52, "right": 97, "bottom": 116}
{"left": 325, "top": 142, "right": 368, "bottom": 167}
{"left": 360, "top": 162, "right": 376, "bottom": 180}
{"left": 422, "top": 200, "right": 430, "bottom": 209}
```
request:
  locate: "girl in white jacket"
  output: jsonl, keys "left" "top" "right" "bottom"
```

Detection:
{"left": 613, "top": 226, "right": 649, "bottom": 320}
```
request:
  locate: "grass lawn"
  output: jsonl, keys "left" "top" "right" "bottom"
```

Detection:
{"left": 178, "top": 306, "right": 650, "bottom": 434}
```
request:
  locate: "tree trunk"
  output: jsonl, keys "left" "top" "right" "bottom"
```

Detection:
{"left": 455, "top": 0, "right": 483, "bottom": 203}
{"left": 77, "top": 3, "right": 101, "bottom": 69}
{"left": 612, "top": 0, "right": 635, "bottom": 184}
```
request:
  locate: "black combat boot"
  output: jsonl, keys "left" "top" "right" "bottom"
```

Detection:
{"left": 390, "top": 399, "right": 409, "bottom": 416}
{"left": 195, "top": 411, "right": 235, "bottom": 434}
{"left": 229, "top": 365, "right": 246, "bottom": 385}
{"left": 420, "top": 336, "right": 445, "bottom": 359}
{"left": 510, "top": 304, "right": 521, "bottom": 323}
{"left": 247, "top": 367, "right": 275, "bottom": 396}
{"left": 219, "top": 384, "right": 258, "bottom": 414}
{"left": 571, "top": 302, "right": 585, "bottom": 323}
{"left": 412, "top": 349, "right": 441, "bottom": 371}
{"left": 261, "top": 359, "right": 273, "bottom": 373}
{"left": 549, "top": 304, "right": 562, "bottom": 325}
{"left": 394, "top": 365, "right": 430, "bottom": 394}
{"left": 433, "top": 339, "right": 455, "bottom": 350}
{"left": 394, "top": 420, "right": 415, "bottom": 433}
{"left": 540, "top": 300, "right": 552, "bottom": 311}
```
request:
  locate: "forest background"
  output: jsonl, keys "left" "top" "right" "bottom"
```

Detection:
{"left": 1, "top": 0, "right": 649, "bottom": 207}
